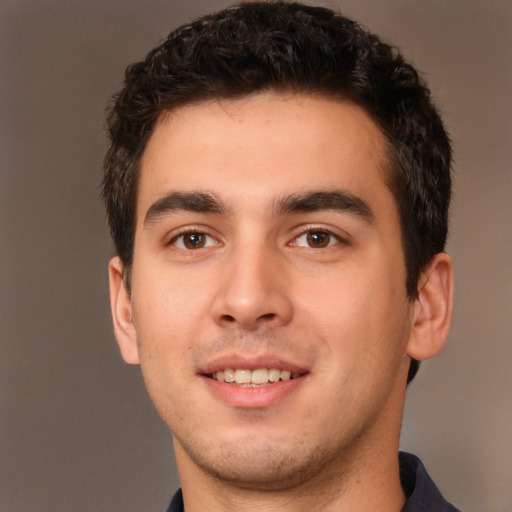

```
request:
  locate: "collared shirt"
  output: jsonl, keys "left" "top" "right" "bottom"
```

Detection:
{"left": 165, "top": 452, "right": 460, "bottom": 512}
{"left": 399, "top": 452, "right": 460, "bottom": 512}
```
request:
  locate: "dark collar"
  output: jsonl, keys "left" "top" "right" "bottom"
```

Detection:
{"left": 399, "top": 452, "right": 460, "bottom": 512}
{"left": 165, "top": 452, "right": 460, "bottom": 512}
{"left": 166, "top": 488, "right": 183, "bottom": 512}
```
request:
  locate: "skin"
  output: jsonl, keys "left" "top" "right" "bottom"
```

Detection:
{"left": 109, "top": 93, "right": 453, "bottom": 512}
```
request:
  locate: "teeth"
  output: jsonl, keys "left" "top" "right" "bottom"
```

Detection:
{"left": 211, "top": 368, "right": 300, "bottom": 386}
{"left": 268, "top": 368, "right": 281, "bottom": 382}
{"left": 235, "top": 369, "right": 251, "bottom": 384}
{"left": 224, "top": 369, "right": 234, "bottom": 383}
{"left": 251, "top": 368, "right": 269, "bottom": 384}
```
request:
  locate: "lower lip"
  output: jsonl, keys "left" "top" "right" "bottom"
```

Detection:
{"left": 202, "top": 375, "right": 305, "bottom": 408}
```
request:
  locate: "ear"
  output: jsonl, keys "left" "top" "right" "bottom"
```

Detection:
{"left": 407, "top": 253, "right": 454, "bottom": 361}
{"left": 108, "top": 256, "right": 140, "bottom": 364}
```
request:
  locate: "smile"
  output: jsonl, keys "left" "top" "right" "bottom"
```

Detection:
{"left": 209, "top": 368, "right": 302, "bottom": 386}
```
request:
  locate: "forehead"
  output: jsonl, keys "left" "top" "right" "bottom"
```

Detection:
{"left": 137, "top": 92, "right": 392, "bottom": 219}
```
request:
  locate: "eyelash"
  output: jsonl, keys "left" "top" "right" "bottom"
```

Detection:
{"left": 289, "top": 227, "right": 345, "bottom": 249}
{"left": 167, "top": 225, "right": 346, "bottom": 251}
{"left": 168, "top": 228, "right": 219, "bottom": 250}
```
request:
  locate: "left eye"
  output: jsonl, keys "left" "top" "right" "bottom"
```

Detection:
{"left": 171, "top": 232, "right": 217, "bottom": 250}
{"left": 293, "top": 230, "right": 340, "bottom": 248}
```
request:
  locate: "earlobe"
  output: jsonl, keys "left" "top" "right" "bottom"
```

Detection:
{"left": 407, "top": 253, "right": 454, "bottom": 361}
{"left": 108, "top": 256, "right": 140, "bottom": 364}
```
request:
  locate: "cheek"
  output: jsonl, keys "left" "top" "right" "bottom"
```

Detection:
{"left": 129, "top": 264, "right": 220, "bottom": 399}
{"left": 132, "top": 264, "right": 212, "bottom": 334}
{"left": 130, "top": 284, "right": 195, "bottom": 423}
{"left": 297, "top": 261, "right": 410, "bottom": 365}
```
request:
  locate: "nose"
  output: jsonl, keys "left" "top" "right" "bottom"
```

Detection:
{"left": 210, "top": 243, "right": 293, "bottom": 331}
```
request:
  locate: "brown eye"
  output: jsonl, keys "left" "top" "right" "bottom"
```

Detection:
{"left": 306, "top": 231, "right": 331, "bottom": 248}
{"left": 183, "top": 233, "right": 206, "bottom": 249}
{"left": 172, "top": 232, "right": 216, "bottom": 250}
{"left": 293, "top": 230, "right": 340, "bottom": 249}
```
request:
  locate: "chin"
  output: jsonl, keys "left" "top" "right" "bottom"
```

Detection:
{"left": 177, "top": 433, "right": 338, "bottom": 491}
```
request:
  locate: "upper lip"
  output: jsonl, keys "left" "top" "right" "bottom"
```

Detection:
{"left": 199, "top": 353, "right": 309, "bottom": 376}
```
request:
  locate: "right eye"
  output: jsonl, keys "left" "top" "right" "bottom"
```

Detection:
{"left": 170, "top": 232, "right": 218, "bottom": 250}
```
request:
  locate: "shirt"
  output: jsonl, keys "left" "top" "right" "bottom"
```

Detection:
{"left": 399, "top": 452, "right": 460, "bottom": 512}
{"left": 165, "top": 452, "right": 460, "bottom": 512}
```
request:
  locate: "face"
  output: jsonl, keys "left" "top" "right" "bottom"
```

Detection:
{"left": 111, "top": 93, "right": 417, "bottom": 489}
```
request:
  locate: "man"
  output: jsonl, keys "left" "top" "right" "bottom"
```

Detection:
{"left": 102, "top": 2, "right": 458, "bottom": 511}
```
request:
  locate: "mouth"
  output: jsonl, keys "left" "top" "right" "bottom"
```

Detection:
{"left": 207, "top": 368, "right": 305, "bottom": 387}
{"left": 202, "top": 360, "right": 308, "bottom": 408}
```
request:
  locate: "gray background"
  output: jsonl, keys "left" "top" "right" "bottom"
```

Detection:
{"left": 1, "top": 1, "right": 510, "bottom": 511}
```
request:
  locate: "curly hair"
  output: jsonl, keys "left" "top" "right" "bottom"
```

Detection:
{"left": 102, "top": 1, "right": 452, "bottom": 382}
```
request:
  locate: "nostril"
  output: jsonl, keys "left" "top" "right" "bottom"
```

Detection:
{"left": 219, "top": 312, "right": 275, "bottom": 327}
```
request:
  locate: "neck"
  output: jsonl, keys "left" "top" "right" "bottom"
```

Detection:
{"left": 176, "top": 440, "right": 405, "bottom": 512}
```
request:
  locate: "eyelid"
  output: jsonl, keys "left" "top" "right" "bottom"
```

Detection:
{"left": 293, "top": 231, "right": 340, "bottom": 248}
{"left": 166, "top": 225, "right": 222, "bottom": 249}
{"left": 288, "top": 224, "right": 350, "bottom": 247}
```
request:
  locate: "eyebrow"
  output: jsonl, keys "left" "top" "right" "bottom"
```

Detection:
{"left": 275, "top": 190, "right": 374, "bottom": 222}
{"left": 143, "top": 188, "right": 374, "bottom": 227}
{"left": 144, "top": 191, "right": 227, "bottom": 226}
